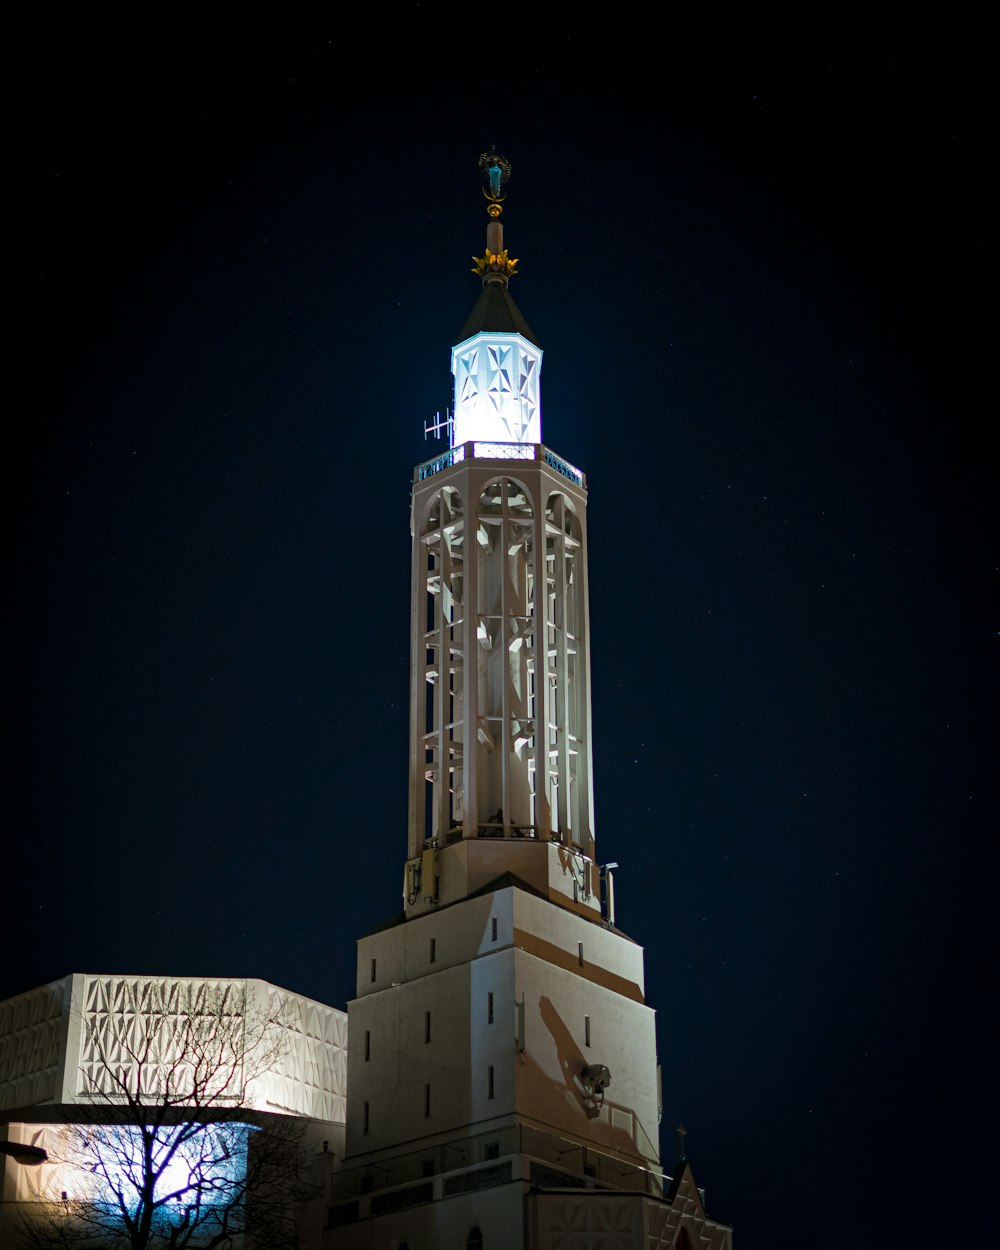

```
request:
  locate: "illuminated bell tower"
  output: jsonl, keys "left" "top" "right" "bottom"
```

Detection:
{"left": 405, "top": 150, "right": 598, "bottom": 918}
{"left": 333, "top": 154, "right": 733, "bottom": 1250}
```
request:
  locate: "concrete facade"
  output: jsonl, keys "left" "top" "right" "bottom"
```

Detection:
{"left": 0, "top": 155, "right": 734, "bottom": 1250}
{"left": 323, "top": 155, "right": 733, "bottom": 1248}
{"left": 0, "top": 974, "right": 347, "bottom": 1247}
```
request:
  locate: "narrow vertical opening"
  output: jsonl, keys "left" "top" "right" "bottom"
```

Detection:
{"left": 491, "top": 917, "right": 498, "bottom": 942}
{"left": 362, "top": 1101, "right": 370, "bottom": 1134}
{"left": 370, "top": 958, "right": 377, "bottom": 982}
{"left": 430, "top": 937, "right": 436, "bottom": 963}
{"left": 585, "top": 1015, "right": 591, "bottom": 1047}
{"left": 424, "top": 1084, "right": 431, "bottom": 1117}
{"left": 425, "top": 1011, "right": 431, "bottom": 1043}
{"left": 487, "top": 991, "right": 494, "bottom": 1024}
{"left": 578, "top": 942, "right": 584, "bottom": 966}
{"left": 364, "top": 1029, "right": 371, "bottom": 1061}
{"left": 488, "top": 1065, "right": 495, "bottom": 1099}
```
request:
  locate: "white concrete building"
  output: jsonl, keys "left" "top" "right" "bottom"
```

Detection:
{"left": 327, "top": 152, "right": 733, "bottom": 1249}
{"left": 1, "top": 153, "right": 733, "bottom": 1250}
{"left": 0, "top": 973, "right": 346, "bottom": 1247}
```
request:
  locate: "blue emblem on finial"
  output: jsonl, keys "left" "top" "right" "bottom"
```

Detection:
{"left": 478, "top": 149, "right": 511, "bottom": 205}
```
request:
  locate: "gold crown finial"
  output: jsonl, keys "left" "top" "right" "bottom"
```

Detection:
{"left": 472, "top": 151, "right": 517, "bottom": 285}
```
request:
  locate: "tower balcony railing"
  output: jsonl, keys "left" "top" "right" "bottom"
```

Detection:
{"left": 474, "top": 820, "right": 538, "bottom": 841}
{"left": 327, "top": 1122, "right": 664, "bottom": 1212}
{"left": 431, "top": 824, "right": 582, "bottom": 849}
{"left": 415, "top": 442, "right": 585, "bottom": 488}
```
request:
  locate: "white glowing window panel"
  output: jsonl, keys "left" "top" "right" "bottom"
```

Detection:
{"left": 26, "top": 1120, "right": 251, "bottom": 1215}
{"left": 451, "top": 333, "right": 543, "bottom": 447}
{"left": 473, "top": 442, "right": 535, "bottom": 460}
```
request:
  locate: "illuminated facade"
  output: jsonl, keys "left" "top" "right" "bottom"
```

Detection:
{"left": 0, "top": 973, "right": 346, "bottom": 1247}
{"left": 331, "top": 154, "right": 733, "bottom": 1248}
{"left": 1, "top": 154, "right": 734, "bottom": 1250}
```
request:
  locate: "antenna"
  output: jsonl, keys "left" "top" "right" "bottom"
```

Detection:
{"left": 424, "top": 409, "right": 453, "bottom": 441}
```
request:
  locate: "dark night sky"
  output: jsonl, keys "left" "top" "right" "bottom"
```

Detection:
{"left": 7, "top": 18, "right": 995, "bottom": 1246}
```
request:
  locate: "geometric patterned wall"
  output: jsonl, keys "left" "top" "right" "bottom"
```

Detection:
{"left": 75, "top": 974, "right": 347, "bottom": 1122}
{"left": 255, "top": 981, "right": 347, "bottom": 1123}
{"left": 76, "top": 974, "right": 249, "bottom": 1102}
{"left": 528, "top": 1169, "right": 733, "bottom": 1249}
{"left": 0, "top": 974, "right": 347, "bottom": 1125}
{"left": 452, "top": 338, "right": 542, "bottom": 446}
{"left": 644, "top": 1168, "right": 733, "bottom": 1250}
{"left": 0, "top": 978, "right": 70, "bottom": 1110}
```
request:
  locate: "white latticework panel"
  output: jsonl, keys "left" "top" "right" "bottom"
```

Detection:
{"left": 533, "top": 1189, "right": 732, "bottom": 1250}
{"left": 515, "top": 346, "right": 540, "bottom": 433}
{"left": 645, "top": 1174, "right": 733, "bottom": 1250}
{"left": 0, "top": 979, "right": 68, "bottom": 1109}
{"left": 453, "top": 338, "right": 542, "bottom": 446}
{"left": 71, "top": 975, "right": 346, "bottom": 1124}
{"left": 456, "top": 344, "right": 481, "bottom": 404}
{"left": 257, "top": 983, "right": 347, "bottom": 1122}
{"left": 77, "top": 975, "right": 252, "bottom": 1103}
{"left": 535, "top": 1193, "right": 642, "bottom": 1249}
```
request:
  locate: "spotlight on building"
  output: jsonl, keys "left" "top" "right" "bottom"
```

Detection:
{"left": 581, "top": 1064, "right": 612, "bottom": 1104}
{"left": 0, "top": 1140, "right": 48, "bottom": 1166}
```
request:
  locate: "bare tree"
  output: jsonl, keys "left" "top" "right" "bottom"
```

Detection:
{"left": 15, "top": 982, "right": 314, "bottom": 1249}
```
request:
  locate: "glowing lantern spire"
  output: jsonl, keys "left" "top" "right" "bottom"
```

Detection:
{"left": 452, "top": 151, "right": 543, "bottom": 448}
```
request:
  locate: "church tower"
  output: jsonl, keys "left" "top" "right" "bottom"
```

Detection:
{"left": 329, "top": 154, "right": 732, "bottom": 1249}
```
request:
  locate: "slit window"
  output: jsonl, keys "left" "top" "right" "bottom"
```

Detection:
{"left": 430, "top": 937, "right": 436, "bottom": 963}
{"left": 370, "top": 958, "right": 377, "bottom": 982}
{"left": 578, "top": 942, "right": 584, "bottom": 966}
{"left": 424, "top": 1084, "right": 431, "bottom": 1117}
{"left": 585, "top": 1015, "right": 591, "bottom": 1047}
{"left": 362, "top": 1101, "right": 370, "bottom": 1134}
{"left": 491, "top": 917, "right": 498, "bottom": 942}
{"left": 488, "top": 992, "right": 494, "bottom": 1024}
{"left": 488, "top": 1065, "right": 495, "bottom": 1099}
{"left": 364, "top": 1030, "right": 371, "bottom": 1061}
{"left": 425, "top": 1011, "right": 431, "bottom": 1043}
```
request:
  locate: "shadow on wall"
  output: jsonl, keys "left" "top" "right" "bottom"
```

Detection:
{"left": 531, "top": 995, "right": 652, "bottom": 1162}
{"left": 538, "top": 994, "right": 593, "bottom": 1116}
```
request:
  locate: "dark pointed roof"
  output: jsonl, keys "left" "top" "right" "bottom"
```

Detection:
{"left": 456, "top": 282, "right": 540, "bottom": 348}
{"left": 664, "top": 1159, "right": 708, "bottom": 1216}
